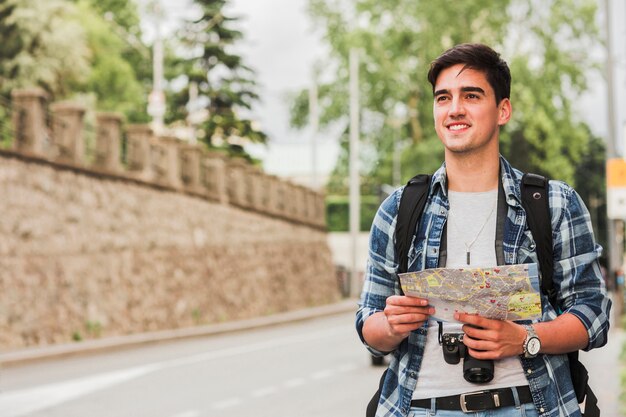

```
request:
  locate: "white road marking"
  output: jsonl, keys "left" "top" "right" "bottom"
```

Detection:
{"left": 0, "top": 365, "right": 159, "bottom": 417}
{"left": 0, "top": 326, "right": 346, "bottom": 417}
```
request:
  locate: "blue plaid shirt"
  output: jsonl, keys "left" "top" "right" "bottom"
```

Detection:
{"left": 356, "top": 156, "right": 611, "bottom": 417}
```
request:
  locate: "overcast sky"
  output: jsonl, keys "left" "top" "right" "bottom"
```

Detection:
{"left": 141, "top": 0, "right": 626, "bottom": 178}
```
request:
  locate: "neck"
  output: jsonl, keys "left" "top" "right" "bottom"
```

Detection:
{"left": 445, "top": 153, "right": 500, "bottom": 192}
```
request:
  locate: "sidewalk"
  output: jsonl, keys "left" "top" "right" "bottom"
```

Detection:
{"left": 0, "top": 299, "right": 358, "bottom": 367}
{"left": 580, "top": 293, "right": 624, "bottom": 417}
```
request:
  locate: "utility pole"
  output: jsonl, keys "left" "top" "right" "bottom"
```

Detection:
{"left": 605, "top": 0, "right": 620, "bottom": 268}
{"left": 309, "top": 81, "right": 319, "bottom": 190}
{"left": 604, "top": 0, "right": 624, "bottom": 316}
{"left": 349, "top": 48, "right": 361, "bottom": 297}
{"left": 147, "top": 1, "right": 166, "bottom": 134}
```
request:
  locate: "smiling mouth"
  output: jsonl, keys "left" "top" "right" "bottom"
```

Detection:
{"left": 447, "top": 124, "right": 470, "bottom": 131}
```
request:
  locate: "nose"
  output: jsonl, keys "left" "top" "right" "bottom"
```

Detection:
{"left": 448, "top": 96, "right": 465, "bottom": 117}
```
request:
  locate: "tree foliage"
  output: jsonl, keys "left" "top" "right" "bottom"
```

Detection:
{"left": 292, "top": 0, "right": 603, "bottom": 194}
{"left": 168, "top": 0, "right": 267, "bottom": 154}
{"left": 0, "top": 0, "right": 150, "bottom": 123}
{"left": 0, "top": 0, "right": 91, "bottom": 98}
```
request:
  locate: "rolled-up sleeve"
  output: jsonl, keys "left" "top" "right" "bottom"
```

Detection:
{"left": 355, "top": 189, "right": 404, "bottom": 356}
{"left": 551, "top": 183, "right": 612, "bottom": 350}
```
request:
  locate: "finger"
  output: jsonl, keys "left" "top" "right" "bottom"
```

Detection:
{"left": 466, "top": 347, "right": 500, "bottom": 360}
{"left": 387, "top": 311, "right": 432, "bottom": 324}
{"left": 462, "top": 334, "right": 496, "bottom": 351}
{"left": 384, "top": 304, "right": 435, "bottom": 317}
{"left": 387, "top": 295, "right": 429, "bottom": 307}
{"left": 462, "top": 324, "right": 496, "bottom": 341}
{"left": 454, "top": 312, "right": 483, "bottom": 325}
{"left": 386, "top": 310, "right": 433, "bottom": 328}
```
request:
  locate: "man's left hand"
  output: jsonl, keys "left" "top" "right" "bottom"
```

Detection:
{"left": 454, "top": 312, "right": 526, "bottom": 360}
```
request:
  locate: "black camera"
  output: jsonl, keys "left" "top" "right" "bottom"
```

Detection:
{"left": 441, "top": 333, "right": 494, "bottom": 383}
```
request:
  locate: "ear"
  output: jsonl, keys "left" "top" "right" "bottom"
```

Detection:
{"left": 497, "top": 98, "right": 512, "bottom": 126}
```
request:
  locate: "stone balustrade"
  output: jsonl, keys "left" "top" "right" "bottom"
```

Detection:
{"left": 7, "top": 88, "right": 326, "bottom": 229}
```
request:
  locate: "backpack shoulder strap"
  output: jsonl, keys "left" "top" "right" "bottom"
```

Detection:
{"left": 520, "top": 173, "right": 599, "bottom": 416}
{"left": 395, "top": 174, "right": 431, "bottom": 275}
{"left": 520, "top": 173, "right": 557, "bottom": 309}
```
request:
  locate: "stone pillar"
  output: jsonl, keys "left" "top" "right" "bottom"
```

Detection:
{"left": 306, "top": 188, "right": 318, "bottom": 226}
{"left": 201, "top": 152, "right": 228, "bottom": 204}
{"left": 149, "top": 136, "right": 182, "bottom": 188}
{"left": 50, "top": 102, "right": 86, "bottom": 165}
{"left": 227, "top": 159, "right": 249, "bottom": 208}
{"left": 126, "top": 124, "right": 153, "bottom": 179}
{"left": 11, "top": 88, "right": 48, "bottom": 156}
{"left": 265, "top": 175, "right": 280, "bottom": 215}
{"left": 314, "top": 191, "right": 327, "bottom": 228}
{"left": 284, "top": 182, "right": 299, "bottom": 221}
{"left": 245, "top": 166, "right": 266, "bottom": 211}
{"left": 179, "top": 144, "right": 203, "bottom": 193}
{"left": 274, "top": 179, "right": 289, "bottom": 218}
{"left": 94, "top": 112, "right": 123, "bottom": 173}
{"left": 253, "top": 171, "right": 271, "bottom": 213}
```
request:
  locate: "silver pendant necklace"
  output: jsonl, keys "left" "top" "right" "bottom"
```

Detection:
{"left": 448, "top": 197, "right": 497, "bottom": 265}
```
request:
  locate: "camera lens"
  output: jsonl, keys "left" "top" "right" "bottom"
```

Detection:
{"left": 463, "top": 354, "right": 494, "bottom": 383}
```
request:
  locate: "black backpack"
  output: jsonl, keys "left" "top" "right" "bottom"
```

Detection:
{"left": 366, "top": 173, "right": 599, "bottom": 417}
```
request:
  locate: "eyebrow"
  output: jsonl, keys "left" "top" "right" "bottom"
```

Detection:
{"left": 433, "top": 86, "right": 486, "bottom": 97}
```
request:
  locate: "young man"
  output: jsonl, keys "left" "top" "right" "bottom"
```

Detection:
{"left": 356, "top": 43, "right": 611, "bottom": 417}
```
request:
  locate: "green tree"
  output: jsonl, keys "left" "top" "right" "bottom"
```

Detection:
{"left": 0, "top": 0, "right": 150, "bottom": 124}
{"left": 0, "top": 0, "right": 91, "bottom": 98}
{"left": 170, "top": 0, "right": 266, "bottom": 156}
{"left": 71, "top": 0, "right": 149, "bottom": 122}
{"left": 292, "top": 0, "right": 602, "bottom": 194}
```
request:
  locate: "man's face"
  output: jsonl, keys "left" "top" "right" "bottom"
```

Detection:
{"left": 433, "top": 63, "right": 511, "bottom": 156}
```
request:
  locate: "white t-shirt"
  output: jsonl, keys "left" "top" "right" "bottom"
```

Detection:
{"left": 412, "top": 189, "right": 528, "bottom": 399}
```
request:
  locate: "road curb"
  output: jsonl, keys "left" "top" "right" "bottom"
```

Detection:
{"left": 0, "top": 299, "right": 358, "bottom": 367}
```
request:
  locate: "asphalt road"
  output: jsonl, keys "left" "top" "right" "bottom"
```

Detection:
{"left": 1, "top": 303, "right": 622, "bottom": 417}
{"left": 0, "top": 312, "right": 384, "bottom": 417}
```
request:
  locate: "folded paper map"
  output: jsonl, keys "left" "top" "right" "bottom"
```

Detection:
{"left": 398, "top": 264, "right": 542, "bottom": 322}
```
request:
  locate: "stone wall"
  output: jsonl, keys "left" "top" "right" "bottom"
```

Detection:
{"left": 0, "top": 89, "right": 339, "bottom": 351}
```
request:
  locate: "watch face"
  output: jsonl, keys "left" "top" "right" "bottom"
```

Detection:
{"left": 527, "top": 337, "right": 541, "bottom": 355}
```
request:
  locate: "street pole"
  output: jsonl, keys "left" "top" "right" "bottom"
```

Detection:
{"left": 309, "top": 82, "right": 319, "bottom": 190}
{"left": 349, "top": 48, "right": 361, "bottom": 297}
{"left": 605, "top": 0, "right": 619, "bottom": 254}
{"left": 147, "top": 1, "right": 166, "bottom": 134}
{"left": 604, "top": 0, "right": 623, "bottom": 314}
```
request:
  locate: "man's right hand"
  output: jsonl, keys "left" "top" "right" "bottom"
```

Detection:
{"left": 363, "top": 296, "right": 434, "bottom": 352}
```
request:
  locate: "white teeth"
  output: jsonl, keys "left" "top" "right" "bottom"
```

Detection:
{"left": 448, "top": 124, "right": 468, "bottom": 131}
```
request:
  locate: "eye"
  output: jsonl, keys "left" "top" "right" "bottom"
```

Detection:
{"left": 466, "top": 93, "right": 480, "bottom": 99}
{"left": 436, "top": 96, "right": 449, "bottom": 103}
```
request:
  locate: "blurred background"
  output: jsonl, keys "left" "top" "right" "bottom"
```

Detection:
{"left": 0, "top": 0, "right": 624, "bottom": 416}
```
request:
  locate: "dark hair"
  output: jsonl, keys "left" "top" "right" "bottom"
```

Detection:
{"left": 427, "top": 43, "right": 511, "bottom": 104}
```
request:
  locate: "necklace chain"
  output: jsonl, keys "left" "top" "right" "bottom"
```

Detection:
{"left": 448, "top": 196, "right": 497, "bottom": 265}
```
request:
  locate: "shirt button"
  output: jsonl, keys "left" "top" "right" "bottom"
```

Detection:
{"left": 539, "top": 408, "right": 545, "bottom": 413}
{"left": 440, "top": 210, "right": 445, "bottom": 215}
{"left": 410, "top": 371, "right": 417, "bottom": 378}
{"left": 527, "top": 369, "right": 532, "bottom": 374}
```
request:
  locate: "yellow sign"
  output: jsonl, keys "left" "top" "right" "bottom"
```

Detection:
{"left": 607, "top": 158, "right": 626, "bottom": 219}
{"left": 607, "top": 158, "right": 626, "bottom": 187}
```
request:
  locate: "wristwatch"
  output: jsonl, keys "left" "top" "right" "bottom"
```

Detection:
{"left": 522, "top": 324, "right": 541, "bottom": 358}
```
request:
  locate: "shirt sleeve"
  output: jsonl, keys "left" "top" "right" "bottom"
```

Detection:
{"left": 551, "top": 182, "right": 612, "bottom": 351}
{"left": 355, "top": 189, "right": 404, "bottom": 356}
